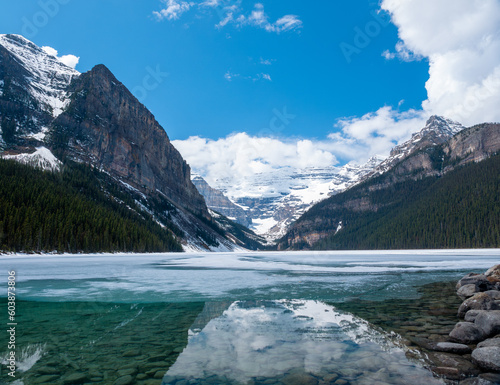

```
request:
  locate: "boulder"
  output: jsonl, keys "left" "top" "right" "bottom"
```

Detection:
{"left": 472, "top": 346, "right": 500, "bottom": 372}
{"left": 429, "top": 352, "right": 480, "bottom": 378}
{"left": 459, "top": 284, "right": 479, "bottom": 298}
{"left": 485, "top": 291, "right": 500, "bottom": 300}
{"left": 485, "top": 265, "right": 500, "bottom": 280}
{"left": 457, "top": 274, "right": 493, "bottom": 292}
{"left": 459, "top": 374, "right": 500, "bottom": 385}
{"left": 434, "top": 342, "right": 472, "bottom": 354}
{"left": 458, "top": 293, "right": 500, "bottom": 318}
{"left": 475, "top": 311, "right": 500, "bottom": 337}
{"left": 449, "top": 322, "right": 485, "bottom": 344}
{"left": 466, "top": 310, "right": 483, "bottom": 322}
{"left": 478, "top": 337, "right": 500, "bottom": 349}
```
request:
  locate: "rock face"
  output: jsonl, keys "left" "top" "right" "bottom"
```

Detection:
{"left": 192, "top": 175, "right": 251, "bottom": 226}
{"left": 49, "top": 64, "right": 208, "bottom": 217}
{"left": 0, "top": 34, "right": 78, "bottom": 144}
{"left": 279, "top": 117, "right": 500, "bottom": 250}
{"left": 0, "top": 34, "right": 267, "bottom": 251}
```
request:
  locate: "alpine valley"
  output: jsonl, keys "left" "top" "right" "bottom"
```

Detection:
{"left": 1, "top": 34, "right": 499, "bottom": 253}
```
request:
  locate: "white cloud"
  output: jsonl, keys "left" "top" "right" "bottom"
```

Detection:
{"left": 330, "top": 107, "right": 426, "bottom": 159}
{"left": 260, "top": 58, "right": 274, "bottom": 65}
{"left": 261, "top": 73, "right": 272, "bottom": 81}
{"left": 154, "top": 0, "right": 194, "bottom": 21}
{"left": 154, "top": 1, "right": 302, "bottom": 34}
{"left": 235, "top": 3, "right": 303, "bottom": 33}
{"left": 172, "top": 133, "right": 337, "bottom": 186}
{"left": 42, "top": 46, "right": 80, "bottom": 69}
{"left": 224, "top": 71, "right": 239, "bottom": 81}
{"left": 381, "top": 0, "right": 500, "bottom": 126}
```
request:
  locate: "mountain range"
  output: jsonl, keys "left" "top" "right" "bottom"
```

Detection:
{"left": 0, "top": 34, "right": 264, "bottom": 252}
{"left": 1, "top": 34, "right": 499, "bottom": 253}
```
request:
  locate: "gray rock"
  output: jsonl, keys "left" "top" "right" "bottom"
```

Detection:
{"left": 459, "top": 377, "right": 500, "bottom": 385}
{"left": 429, "top": 352, "right": 480, "bottom": 377}
{"left": 475, "top": 311, "right": 500, "bottom": 337}
{"left": 479, "top": 373, "right": 500, "bottom": 383}
{"left": 485, "top": 291, "right": 500, "bottom": 300}
{"left": 63, "top": 372, "right": 88, "bottom": 384}
{"left": 33, "top": 375, "right": 60, "bottom": 384}
{"left": 114, "top": 375, "right": 134, "bottom": 385}
{"left": 486, "top": 265, "right": 500, "bottom": 279}
{"left": 435, "top": 342, "right": 472, "bottom": 354}
{"left": 459, "top": 284, "right": 479, "bottom": 298}
{"left": 457, "top": 274, "right": 492, "bottom": 291}
{"left": 432, "top": 366, "right": 462, "bottom": 381}
{"left": 466, "top": 310, "right": 484, "bottom": 322}
{"left": 117, "top": 368, "right": 137, "bottom": 377}
{"left": 472, "top": 346, "right": 500, "bottom": 371}
{"left": 449, "top": 322, "right": 485, "bottom": 344}
{"left": 281, "top": 372, "right": 318, "bottom": 385}
{"left": 478, "top": 337, "right": 500, "bottom": 348}
{"left": 458, "top": 293, "right": 500, "bottom": 318}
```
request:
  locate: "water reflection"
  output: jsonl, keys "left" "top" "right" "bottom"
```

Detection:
{"left": 163, "top": 300, "right": 443, "bottom": 385}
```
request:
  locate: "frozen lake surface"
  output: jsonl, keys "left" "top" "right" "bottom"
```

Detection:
{"left": 1, "top": 249, "right": 499, "bottom": 302}
{"left": 0, "top": 250, "right": 499, "bottom": 385}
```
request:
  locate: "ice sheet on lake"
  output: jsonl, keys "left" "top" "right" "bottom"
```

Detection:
{"left": 0, "top": 250, "right": 498, "bottom": 303}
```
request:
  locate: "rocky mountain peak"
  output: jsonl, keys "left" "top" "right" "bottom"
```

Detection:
{"left": 49, "top": 63, "right": 209, "bottom": 217}
{"left": 365, "top": 116, "right": 465, "bottom": 178}
{"left": 0, "top": 34, "right": 79, "bottom": 118}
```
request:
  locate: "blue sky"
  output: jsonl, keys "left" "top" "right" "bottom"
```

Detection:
{"left": 0, "top": 0, "right": 430, "bottom": 141}
{"left": 2, "top": 0, "right": 500, "bottom": 180}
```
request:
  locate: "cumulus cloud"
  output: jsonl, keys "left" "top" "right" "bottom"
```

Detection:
{"left": 42, "top": 46, "right": 80, "bottom": 69}
{"left": 381, "top": 0, "right": 500, "bottom": 125}
{"left": 172, "top": 133, "right": 338, "bottom": 186}
{"left": 154, "top": 0, "right": 194, "bottom": 21}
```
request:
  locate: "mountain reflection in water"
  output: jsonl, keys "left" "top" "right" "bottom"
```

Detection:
{"left": 162, "top": 300, "right": 444, "bottom": 385}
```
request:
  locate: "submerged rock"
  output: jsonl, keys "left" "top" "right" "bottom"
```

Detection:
{"left": 434, "top": 342, "right": 472, "bottom": 354}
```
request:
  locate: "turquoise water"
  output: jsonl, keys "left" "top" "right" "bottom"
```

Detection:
{"left": 0, "top": 250, "right": 498, "bottom": 384}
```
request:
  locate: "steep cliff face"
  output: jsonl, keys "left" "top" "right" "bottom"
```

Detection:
{"left": 49, "top": 64, "right": 208, "bottom": 217}
{"left": 0, "top": 34, "right": 267, "bottom": 251}
{"left": 279, "top": 120, "right": 500, "bottom": 250}
{"left": 192, "top": 176, "right": 251, "bottom": 227}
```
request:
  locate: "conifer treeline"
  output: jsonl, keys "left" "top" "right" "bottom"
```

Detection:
{"left": 0, "top": 159, "right": 183, "bottom": 253}
{"left": 283, "top": 153, "right": 500, "bottom": 250}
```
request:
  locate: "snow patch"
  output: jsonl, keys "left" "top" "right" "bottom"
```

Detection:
{"left": 2, "top": 147, "right": 62, "bottom": 171}
{"left": 0, "top": 34, "right": 80, "bottom": 118}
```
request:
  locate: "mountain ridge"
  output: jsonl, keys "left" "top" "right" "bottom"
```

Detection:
{"left": 278, "top": 121, "right": 500, "bottom": 250}
{"left": 0, "top": 34, "right": 264, "bottom": 252}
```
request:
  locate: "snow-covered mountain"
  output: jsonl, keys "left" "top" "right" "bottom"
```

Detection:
{"left": 196, "top": 155, "right": 385, "bottom": 241}
{"left": 192, "top": 116, "right": 467, "bottom": 242}
{"left": 0, "top": 34, "right": 79, "bottom": 123}
{"left": 0, "top": 34, "right": 264, "bottom": 252}
{"left": 363, "top": 115, "right": 464, "bottom": 179}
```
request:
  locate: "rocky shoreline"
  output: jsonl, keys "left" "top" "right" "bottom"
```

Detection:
{"left": 418, "top": 265, "right": 500, "bottom": 384}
